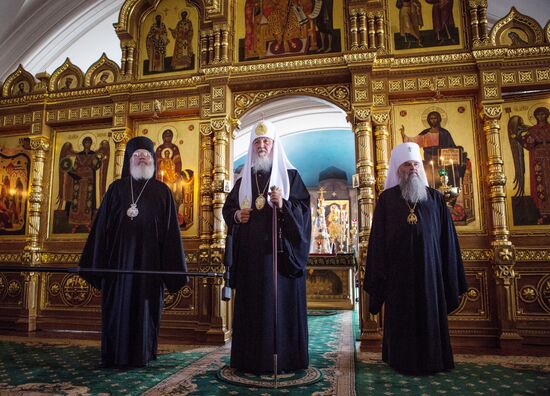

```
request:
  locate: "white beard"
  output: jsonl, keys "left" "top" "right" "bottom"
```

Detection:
{"left": 253, "top": 154, "right": 273, "bottom": 173}
{"left": 399, "top": 172, "right": 428, "bottom": 202}
{"left": 130, "top": 162, "right": 155, "bottom": 180}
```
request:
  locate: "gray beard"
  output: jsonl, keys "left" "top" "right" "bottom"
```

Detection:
{"left": 253, "top": 155, "right": 273, "bottom": 173}
{"left": 399, "top": 173, "right": 428, "bottom": 202}
{"left": 130, "top": 162, "right": 155, "bottom": 180}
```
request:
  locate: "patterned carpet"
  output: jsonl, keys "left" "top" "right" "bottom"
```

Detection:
{"left": 0, "top": 310, "right": 549, "bottom": 395}
{"left": 0, "top": 311, "right": 355, "bottom": 395}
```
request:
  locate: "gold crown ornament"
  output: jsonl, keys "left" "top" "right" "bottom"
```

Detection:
{"left": 255, "top": 121, "right": 268, "bottom": 135}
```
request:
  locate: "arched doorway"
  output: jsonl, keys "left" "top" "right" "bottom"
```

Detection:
{"left": 231, "top": 95, "right": 358, "bottom": 310}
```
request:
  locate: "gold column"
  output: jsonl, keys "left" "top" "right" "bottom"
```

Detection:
{"left": 211, "top": 118, "right": 229, "bottom": 248}
{"left": 352, "top": 107, "right": 382, "bottom": 349}
{"left": 367, "top": 12, "right": 375, "bottom": 49}
{"left": 481, "top": 104, "right": 522, "bottom": 350}
{"left": 375, "top": 11, "right": 385, "bottom": 50}
{"left": 372, "top": 111, "right": 391, "bottom": 193}
{"left": 112, "top": 127, "right": 130, "bottom": 180}
{"left": 468, "top": 2, "right": 480, "bottom": 45}
{"left": 24, "top": 136, "right": 50, "bottom": 256}
{"left": 357, "top": 10, "right": 368, "bottom": 49}
{"left": 199, "top": 122, "right": 214, "bottom": 251}
{"left": 220, "top": 26, "right": 229, "bottom": 63}
{"left": 20, "top": 136, "right": 50, "bottom": 331}
{"left": 200, "top": 31, "right": 209, "bottom": 66}
{"left": 208, "top": 30, "right": 215, "bottom": 66}
{"left": 120, "top": 45, "right": 128, "bottom": 76}
{"left": 478, "top": 1, "right": 489, "bottom": 41}
{"left": 349, "top": 10, "right": 358, "bottom": 50}
{"left": 213, "top": 27, "right": 221, "bottom": 64}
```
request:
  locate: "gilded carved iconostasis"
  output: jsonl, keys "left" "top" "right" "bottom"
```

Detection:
{"left": 0, "top": 0, "right": 549, "bottom": 352}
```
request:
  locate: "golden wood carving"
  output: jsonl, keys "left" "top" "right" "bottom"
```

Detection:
{"left": 372, "top": 111, "right": 390, "bottom": 192}
{"left": 211, "top": 117, "right": 229, "bottom": 247}
{"left": 111, "top": 127, "right": 130, "bottom": 179}
{"left": 1, "top": 65, "right": 36, "bottom": 97}
{"left": 84, "top": 53, "right": 121, "bottom": 87}
{"left": 199, "top": 124, "right": 214, "bottom": 250}
{"left": 24, "top": 136, "right": 50, "bottom": 257}
{"left": 489, "top": 7, "right": 545, "bottom": 47}
{"left": 234, "top": 85, "right": 351, "bottom": 118}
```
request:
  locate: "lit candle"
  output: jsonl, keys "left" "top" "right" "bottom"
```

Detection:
{"left": 160, "top": 170, "right": 164, "bottom": 183}
{"left": 450, "top": 159, "right": 456, "bottom": 186}
{"left": 429, "top": 160, "right": 435, "bottom": 188}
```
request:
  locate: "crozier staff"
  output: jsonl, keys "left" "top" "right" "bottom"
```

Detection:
{"left": 80, "top": 136, "right": 188, "bottom": 368}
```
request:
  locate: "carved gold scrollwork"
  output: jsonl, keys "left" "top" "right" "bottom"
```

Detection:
{"left": 537, "top": 276, "right": 550, "bottom": 313}
{"left": 234, "top": 86, "right": 351, "bottom": 118}
{"left": 164, "top": 289, "right": 183, "bottom": 309}
{"left": 466, "top": 287, "right": 481, "bottom": 301}
{"left": 7, "top": 280, "right": 22, "bottom": 297}
{"left": 61, "top": 274, "right": 92, "bottom": 306}
{"left": 371, "top": 112, "right": 389, "bottom": 125}
{"left": 494, "top": 264, "right": 516, "bottom": 287}
{"left": 519, "top": 286, "right": 537, "bottom": 303}
{"left": 353, "top": 107, "right": 371, "bottom": 123}
{"left": 482, "top": 104, "right": 502, "bottom": 119}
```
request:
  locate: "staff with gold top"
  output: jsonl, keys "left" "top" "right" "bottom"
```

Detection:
{"left": 222, "top": 120, "right": 311, "bottom": 380}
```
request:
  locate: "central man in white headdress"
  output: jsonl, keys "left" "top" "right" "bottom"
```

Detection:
{"left": 223, "top": 120, "right": 311, "bottom": 374}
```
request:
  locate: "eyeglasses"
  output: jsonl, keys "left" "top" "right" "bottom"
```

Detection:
{"left": 132, "top": 151, "right": 151, "bottom": 158}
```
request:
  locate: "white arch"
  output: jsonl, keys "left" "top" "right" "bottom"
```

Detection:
{"left": 234, "top": 96, "right": 351, "bottom": 162}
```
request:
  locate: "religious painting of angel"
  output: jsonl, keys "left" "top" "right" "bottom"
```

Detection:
{"left": 236, "top": 0, "right": 343, "bottom": 62}
{"left": 505, "top": 101, "right": 550, "bottom": 226}
{"left": 0, "top": 136, "right": 31, "bottom": 236}
{"left": 51, "top": 131, "right": 111, "bottom": 234}
{"left": 393, "top": 100, "right": 482, "bottom": 230}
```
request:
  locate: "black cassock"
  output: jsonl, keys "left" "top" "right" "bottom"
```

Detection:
{"left": 363, "top": 186, "right": 467, "bottom": 374}
{"left": 223, "top": 169, "right": 311, "bottom": 374}
{"left": 80, "top": 177, "right": 187, "bottom": 368}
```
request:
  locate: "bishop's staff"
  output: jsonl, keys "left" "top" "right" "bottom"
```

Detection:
{"left": 270, "top": 185, "right": 283, "bottom": 388}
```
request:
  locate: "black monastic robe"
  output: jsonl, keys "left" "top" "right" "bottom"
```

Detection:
{"left": 80, "top": 177, "right": 187, "bottom": 367}
{"left": 363, "top": 186, "right": 467, "bottom": 374}
{"left": 223, "top": 169, "right": 311, "bottom": 373}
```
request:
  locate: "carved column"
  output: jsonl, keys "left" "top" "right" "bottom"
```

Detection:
{"left": 24, "top": 136, "right": 50, "bottom": 256}
{"left": 481, "top": 104, "right": 522, "bottom": 350}
{"left": 352, "top": 107, "right": 382, "bottom": 349}
{"left": 213, "top": 27, "right": 221, "bottom": 64}
{"left": 220, "top": 26, "right": 229, "bottom": 63}
{"left": 199, "top": 122, "right": 214, "bottom": 250}
{"left": 357, "top": 10, "right": 368, "bottom": 49}
{"left": 208, "top": 30, "right": 215, "bottom": 66}
{"left": 211, "top": 118, "right": 229, "bottom": 248}
{"left": 372, "top": 111, "right": 391, "bottom": 193}
{"left": 126, "top": 43, "right": 136, "bottom": 77}
{"left": 349, "top": 10, "right": 358, "bottom": 50}
{"left": 367, "top": 12, "right": 375, "bottom": 49}
{"left": 468, "top": 1, "right": 480, "bottom": 45}
{"left": 478, "top": 1, "right": 489, "bottom": 41}
{"left": 111, "top": 127, "right": 130, "bottom": 180}
{"left": 200, "top": 31, "right": 209, "bottom": 66}
{"left": 375, "top": 11, "right": 386, "bottom": 50}
{"left": 20, "top": 136, "right": 50, "bottom": 331}
{"left": 120, "top": 45, "right": 128, "bottom": 76}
